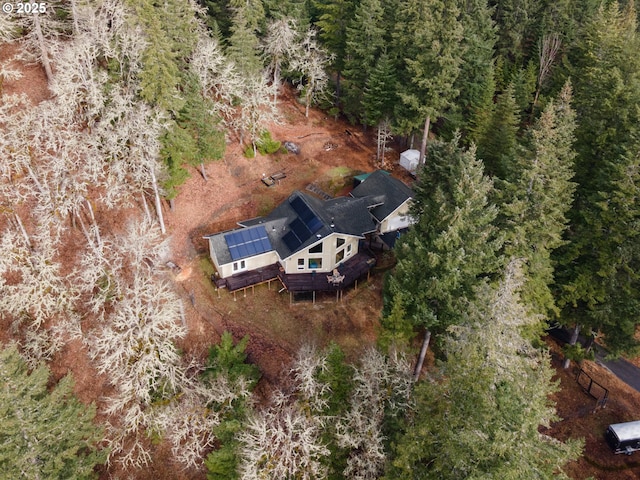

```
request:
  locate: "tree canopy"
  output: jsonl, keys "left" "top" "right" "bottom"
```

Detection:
{"left": 0, "top": 345, "right": 105, "bottom": 479}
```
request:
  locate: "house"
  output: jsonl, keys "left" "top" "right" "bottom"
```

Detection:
{"left": 350, "top": 169, "right": 414, "bottom": 236}
{"left": 204, "top": 171, "right": 414, "bottom": 292}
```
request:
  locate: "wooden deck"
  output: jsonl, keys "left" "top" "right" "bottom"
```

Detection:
{"left": 212, "top": 253, "right": 376, "bottom": 294}
{"left": 278, "top": 252, "right": 376, "bottom": 292}
{"left": 215, "top": 263, "right": 282, "bottom": 292}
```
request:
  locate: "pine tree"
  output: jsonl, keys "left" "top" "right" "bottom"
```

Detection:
{"left": 474, "top": 83, "right": 520, "bottom": 179}
{"left": 499, "top": 81, "right": 577, "bottom": 318}
{"left": 452, "top": 0, "right": 497, "bottom": 136}
{"left": 554, "top": 1, "right": 640, "bottom": 359}
{"left": 0, "top": 344, "right": 105, "bottom": 479}
{"left": 384, "top": 262, "right": 582, "bottom": 479}
{"left": 492, "top": 0, "right": 541, "bottom": 70}
{"left": 361, "top": 51, "right": 397, "bottom": 127}
{"left": 341, "top": 0, "right": 386, "bottom": 122}
{"left": 313, "top": 0, "right": 356, "bottom": 101}
{"left": 227, "top": 4, "right": 264, "bottom": 77}
{"left": 383, "top": 135, "right": 501, "bottom": 375}
{"left": 391, "top": 0, "right": 464, "bottom": 163}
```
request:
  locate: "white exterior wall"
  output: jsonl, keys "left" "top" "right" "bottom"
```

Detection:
{"left": 281, "top": 233, "right": 360, "bottom": 274}
{"left": 216, "top": 251, "right": 279, "bottom": 278}
{"left": 379, "top": 200, "right": 413, "bottom": 233}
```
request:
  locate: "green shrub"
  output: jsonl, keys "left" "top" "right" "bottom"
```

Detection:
{"left": 256, "top": 131, "right": 281, "bottom": 155}
{"left": 243, "top": 144, "right": 256, "bottom": 158}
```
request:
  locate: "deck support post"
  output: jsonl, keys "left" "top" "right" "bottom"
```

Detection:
{"left": 234, "top": 291, "right": 237, "bottom": 301}
{"left": 290, "top": 291, "right": 292, "bottom": 305}
{"left": 312, "top": 291, "right": 316, "bottom": 304}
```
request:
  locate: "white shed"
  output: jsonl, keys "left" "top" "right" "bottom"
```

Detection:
{"left": 399, "top": 149, "right": 420, "bottom": 174}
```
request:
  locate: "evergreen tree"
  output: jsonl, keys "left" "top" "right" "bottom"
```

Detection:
{"left": 474, "top": 84, "right": 520, "bottom": 178}
{"left": 227, "top": 6, "right": 263, "bottom": 77}
{"left": 384, "top": 262, "right": 582, "bottom": 479}
{"left": 361, "top": 51, "right": 397, "bottom": 127}
{"left": 492, "top": 0, "right": 542, "bottom": 71}
{"left": 0, "top": 344, "right": 105, "bottom": 479}
{"left": 126, "top": 0, "right": 199, "bottom": 112}
{"left": 383, "top": 135, "right": 501, "bottom": 374}
{"left": 451, "top": 0, "right": 497, "bottom": 137}
{"left": 554, "top": 1, "right": 640, "bottom": 359}
{"left": 313, "top": 0, "right": 356, "bottom": 101}
{"left": 569, "top": 0, "right": 640, "bottom": 197}
{"left": 204, "top": 332, "right": 260, "bottom": 480}
{"left": 391, "top": 0, "right": 464, "bottom": 163}
{"left": 264, "top": 0, "right": 310, "bottom": 24}
{"left": 341, "top": 0, "right": 386, "bottom": 122}
{"left": 499, "top": 82, "right": 577, "bottom": 318}
{"left": 198, "top": 0, "right": 234, "bottom": 38}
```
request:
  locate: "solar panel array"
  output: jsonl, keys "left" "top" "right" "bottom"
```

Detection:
{"left": 225, "top": 226, "right": 273, "bottom": 261}
{"left": 283, "top": 196, "right": 324, "bottom": 252}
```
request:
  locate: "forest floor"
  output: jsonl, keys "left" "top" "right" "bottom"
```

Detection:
{"left": 4, "top": 45, "right": 640, "bottom": 478}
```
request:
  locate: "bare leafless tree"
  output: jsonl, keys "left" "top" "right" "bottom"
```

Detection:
{"left": 290, "top": 28, "right": 332, "bottom": 118}
{"left": 238, "top": 391, "right": 330, "bottom": 480}
{"left": 376, "top": 119, "right": 393, "bottom": 168}
{"left": 533, "top": 33, "right": 562, "bottom": 110}
{"left": 262, "top": 17, "right": 299, "bottom": 105}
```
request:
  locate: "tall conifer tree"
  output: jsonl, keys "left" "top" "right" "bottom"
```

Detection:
{"left": 382, "top": 136, "right": 501, "bottom": 373}
{"left": 474, "top": 84, "right": 520, "bottom": 178}
{"left": 0, "top": 345, "right": 105, "bottom": 478}
{"left": 554, "top": 1, "right": 640, "bottom": 358}
{"left": 391, "top": 0, "right": 464, "bottom": 163}
{"left": 342, "top": 0, "right": 386, "bottom": 122}
{"left": 384, "top": 263, "right": 582, "bottom": 479}
{"left": 499, "top": 81, "right": 577, "bottom": 318}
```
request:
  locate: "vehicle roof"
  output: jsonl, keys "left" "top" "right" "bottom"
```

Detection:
{"left": 609, "top": 421, "right": 640, "bottom": 441}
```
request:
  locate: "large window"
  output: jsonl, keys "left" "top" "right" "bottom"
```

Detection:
{"left": 335, "top": 249, "right": 345, "bottom": 264}
{"left": 308, "top": 258, "right": 322, "bottom": 269}
{"left": 336, "top": 238, "right": 345, "bottom": 248}
{"left": 309, "top": 243, "right": 323, "bottom": 253}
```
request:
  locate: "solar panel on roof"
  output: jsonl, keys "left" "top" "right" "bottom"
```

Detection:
{"left": 290, "top": 196, "right": 323, "bottom": 234}
{"left": 224, "top": 226, "right": 273, "bottom": 261}
{"left": 283, "top": 231, "right": 302, "bottom": 251}
{"left": 290, "top": 218, "right": 311, "bottom": 242}
{"left": 307, "top": 216, "right": 323, "bottom": 233}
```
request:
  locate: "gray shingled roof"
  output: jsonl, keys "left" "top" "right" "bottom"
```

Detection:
{"left": 207, "top": 173, "right": 411, "bottom": 264}
{"left": 350, "top": 170, "right": 413, "bottom": 222}
{"left": 240, "top": 191, "right": 375, "bottom": 259}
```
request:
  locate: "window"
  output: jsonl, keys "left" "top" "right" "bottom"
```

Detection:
{"left": 232, "top": 260, "right": 246, "bottom": 272}
{"left": 298, "top": 258, "right": 305, "bottom": 270}
{"left": 335, "top": 249, "right": 345, "bottom": 264}
{"left": 346, "top": 244, "right": 352, "bottom": 256}
{"left": 309, "top": 242, "right": 323, "bottom": 253}
{"left": 308, "top": 258, "right": 323, "bottom": 269}
{"left": 336, "top": 238, "right": 345, "bottom": 248}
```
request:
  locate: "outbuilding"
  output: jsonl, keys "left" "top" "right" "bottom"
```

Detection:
{"left": 399, "top": 149, "right": 420, "bottom": 175}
